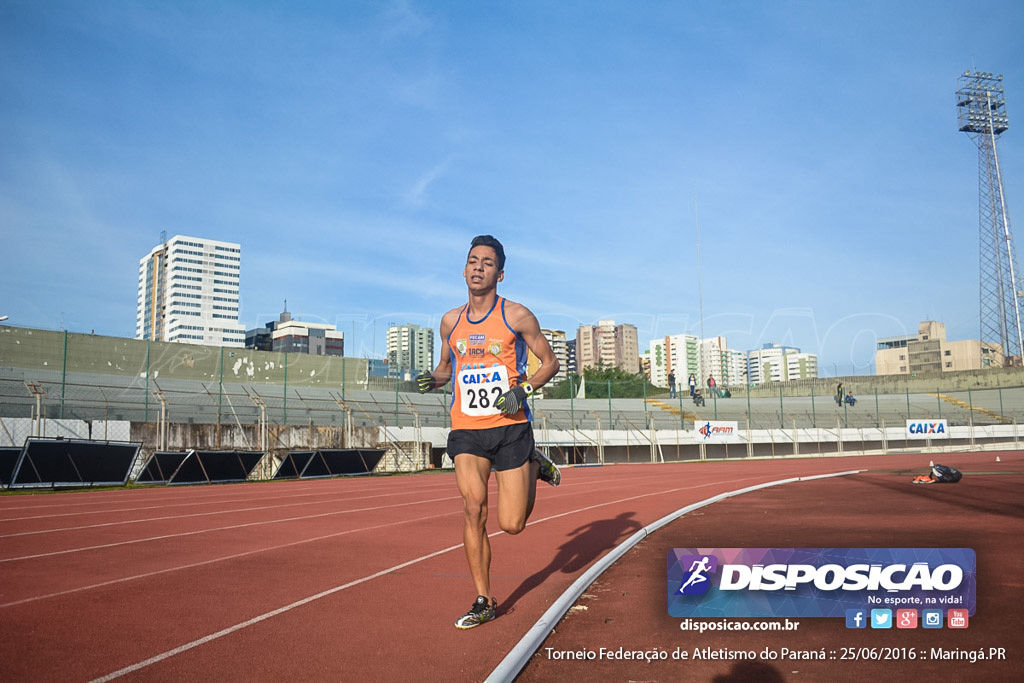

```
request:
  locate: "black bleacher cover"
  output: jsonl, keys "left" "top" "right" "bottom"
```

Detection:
{"left": 8, "top": 438, "right": 141, "bottom": 488}
{"left": 192, "top": 450, "right": 264, "bottom": 483}
{"left": 1, "top": 446, "right": 22, "bottom": 487}
{"left": 320, "top": 449, "right": 385, "bottom": 476}
{"left": 276, "top": 449, "right": 385, "bottom": 479}
{"left": 138, "top": 450, "right": 264, "bottom": 485}
{"left": 273, "top": 451, "right": 316, "bottom": 479}
{"left": 135, "top": 451, "right": 191, "bottom": 484}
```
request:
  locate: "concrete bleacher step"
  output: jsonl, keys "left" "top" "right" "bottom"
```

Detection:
{"left": 931, "top": 392, "right": 1012, "bottom": 424}
{"left": 648, "top": 399, "right": 699, "bottom": 422}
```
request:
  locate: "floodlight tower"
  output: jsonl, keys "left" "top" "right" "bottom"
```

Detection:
{"left": 957, "top": 70, "right": 1019, "bottom": 365}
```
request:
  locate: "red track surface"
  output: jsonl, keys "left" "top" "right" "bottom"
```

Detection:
{"left": 0, "top": 451, "right": 1019, "bottom": 682}
{"left": 519, "top": 452, "right": 1024, "bottom": 683}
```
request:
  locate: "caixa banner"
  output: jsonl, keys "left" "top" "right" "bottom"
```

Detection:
{"left": 667, "top": 548, "right": 975, "bottom": 618}
{"left": 906, "top": 419, "right": 948, "bottom": 438}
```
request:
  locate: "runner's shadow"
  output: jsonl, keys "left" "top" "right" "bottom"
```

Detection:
{"left": 501, "top": 512, "right": 643, "bottom": 614}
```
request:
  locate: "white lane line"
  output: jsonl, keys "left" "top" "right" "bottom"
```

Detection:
{"left": 0, "top": 468, "right": 684, "bottom": 556}
{"left": 0, "top": 494, "right": 459, "bottom": 563}
{"left": 0, "top": 480, "right": 456, "bottom": 522}
{"left": 1, "top": 509, "right": 462, "bottom": 608}
{"left": 0, "top": 469, "right": 656, "bottom": 531}
{"left": 9, "top": 472, "right": 659, "bottom": 605}
{"left": 0, "top": 486, "right": 458, "bottom": 538}
{"left": 485, "top": 470, "right": 865, "bottom": 683}
{"left": 89, "top": 472, "right": 794, "bottom": 681}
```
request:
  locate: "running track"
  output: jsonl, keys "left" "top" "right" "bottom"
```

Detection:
{"left": 0, "top": 452, "right": 1011, "bottom": 681}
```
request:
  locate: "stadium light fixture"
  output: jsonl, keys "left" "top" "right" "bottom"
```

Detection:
{"left": 958, "top": 68, "right": 1020, "bottom": 364}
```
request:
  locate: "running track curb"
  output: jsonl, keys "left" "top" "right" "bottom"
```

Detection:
{"left": 485, "top": 469, "right": 865, "bottom": 682}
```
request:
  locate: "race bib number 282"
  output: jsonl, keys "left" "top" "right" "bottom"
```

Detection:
{"left": 458, "top": 365, "right": 511, "bottom": 416}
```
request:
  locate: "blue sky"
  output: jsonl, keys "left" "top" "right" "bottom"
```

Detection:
{"left": 2, "top": 0, "right": 1023, "bottom": 375}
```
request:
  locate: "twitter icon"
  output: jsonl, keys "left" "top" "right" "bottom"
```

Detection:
{"left": 870, "top": 609, "right": 892, "bottom": 629}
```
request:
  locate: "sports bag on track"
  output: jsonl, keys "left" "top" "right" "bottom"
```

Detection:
{"left": 931, "top": 464, "right": 962, "bottom": 483}
{"left": 911, "top": 464, "right": 963, "bottom": 484}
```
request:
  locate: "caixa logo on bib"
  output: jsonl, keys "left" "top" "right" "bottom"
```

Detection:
{"left": 667, "top": 548, "right": 976, "bottom": 618}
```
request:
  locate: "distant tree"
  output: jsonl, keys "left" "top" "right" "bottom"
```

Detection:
{"left": 541, "top": 363, "right": 659, "bottom": 399}
{"left": 542, "top": 373, "right": 582, "bottom": 399}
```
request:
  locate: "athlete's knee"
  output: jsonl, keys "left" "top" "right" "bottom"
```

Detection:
{"left": 499, "top": 514, "right": 527, "bottom": 535}
{"left": 463, "top": 499, "right": 488, "bottom": 528}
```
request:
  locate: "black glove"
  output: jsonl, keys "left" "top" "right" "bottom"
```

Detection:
{"left": 495, "top": 384, "right": 532, "bottom": 414}
{"left": 416, "top": 372, "right": 436, "bottom": 394}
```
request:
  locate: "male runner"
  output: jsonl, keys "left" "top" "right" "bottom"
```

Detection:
{"left": 417, "top": 234, "right": 561, "bottom": 629}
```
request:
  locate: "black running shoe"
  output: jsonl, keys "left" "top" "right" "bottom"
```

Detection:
{"left": 533, "top": 449, "right": 561, "bottom": 487}
{"left": 455, "top": 595, "right": 497, "bottom": 629}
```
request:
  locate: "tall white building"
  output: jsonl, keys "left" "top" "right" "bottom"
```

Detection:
{"left": 136, "top": 235, "right": 245, "bottom": 347}
{"left": 649, "top": 334, "right": 747, "bottom": 389}
{"left": 527, "top": 329, "right": 569, "bottom": 385}
{"left": 699, "top": 336, "right": 747, "bottom": 389}
{"left": 747, "top": 343, "right": 818, "bottom": 383}
{"left": 386, "top": 324, "right": 435, "bottom": 376}
{"left": 649, "top": 333, "right": 699, "bottom": 388}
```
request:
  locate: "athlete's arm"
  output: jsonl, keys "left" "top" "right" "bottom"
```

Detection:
{"left": 493, "top": 302, "right": 559, "bottom": 414}
{"left": 506, "top": 302, "right": 559, "bottom": 392}
{"left": 417, "top": 308, "right": 458, "bottom": 392}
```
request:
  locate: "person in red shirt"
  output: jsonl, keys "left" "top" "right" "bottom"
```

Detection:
{"left": 417, "top": 235, "right": 561, "bottom": 629}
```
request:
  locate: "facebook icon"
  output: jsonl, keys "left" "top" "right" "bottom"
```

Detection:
{"left": 845, "top": 609, "right": 867, "bottom": 629}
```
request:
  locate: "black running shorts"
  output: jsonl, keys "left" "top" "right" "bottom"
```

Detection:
{"left": 447, "top": 422, "right": 535, "bottom": 472}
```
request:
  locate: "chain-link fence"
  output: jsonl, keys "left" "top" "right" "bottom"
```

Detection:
{"left": 4, "top": 325, "right": 1024, "bottom": 466}
{"left": 9, "top": 369, "right": 1023, "bottom": 431}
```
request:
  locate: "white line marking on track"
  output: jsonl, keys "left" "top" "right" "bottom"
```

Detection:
{"left": 0, "top": 480, "right": 456, "bottom": 522}
{"left": 90, "top": 541, "right": 469, "bottom": 683}
{"left": 89, "top": 471, "right": 792, "bottom": 681}
{"left": 486, "top": 470, "right": 865, "bottom": 682}
{"left": 0, "top": 469, "right": 677, "bottom": 556}
{"left": 0, "top": 485, "right": 457, "bottom": 537}
{"left": 0, "top": 494, "right": 459, "bottom": 563}
{"left": 1, "top": 509, "right": 463, "bottom": 608}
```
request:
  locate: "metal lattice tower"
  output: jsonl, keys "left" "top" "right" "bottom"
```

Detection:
{"left": 957, "top": 70, "right": 1019, "bottom": 365}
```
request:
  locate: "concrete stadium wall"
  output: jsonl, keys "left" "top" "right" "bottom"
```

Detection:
{"left": 0, "top": 417, "right": 131, "bottom": 446}
{"left": 129, "top": 422, "right": 384, "bottom": 452}
{"left": 0, "top": 325, "right": 370, "bottom": 389}
{"left": 740, "top": 367, "right": 1024, "bottom": 399}
{"left": 0, "top": 417, "right": 382, "bottom": 452}
{"left": 7, "top": 325, "right": 1022, "bottom": 402}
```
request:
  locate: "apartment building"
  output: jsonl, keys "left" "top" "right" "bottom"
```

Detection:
{"left": 136, "top": 235, "right": 245, "bottom": 347}
{"left": 246, "top": 310, "right": 344, "bottom": 356}
{"left": 699, "top": 336, "right": 747, "bottom": 389}
{"left": 649, "top": 333, "right": 699, "bottom": 388}
{"left": 526, "top": 329, "right": 569, "bottom": 385}
{"left": 386, "top": 323, "right": 435, "bottom": 375}
{"left": 747, "top": 343, "right": 819, "bottom": 383}
{"left": 576, "top": 320, "right": 640, "bottom": 373}
{"left": 875, "top": 321, "right": 1003, "bottom": 375}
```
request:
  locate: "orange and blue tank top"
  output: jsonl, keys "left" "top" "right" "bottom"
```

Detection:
{"left": 447, "top": 296, "right": 531, "bottom": 430}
